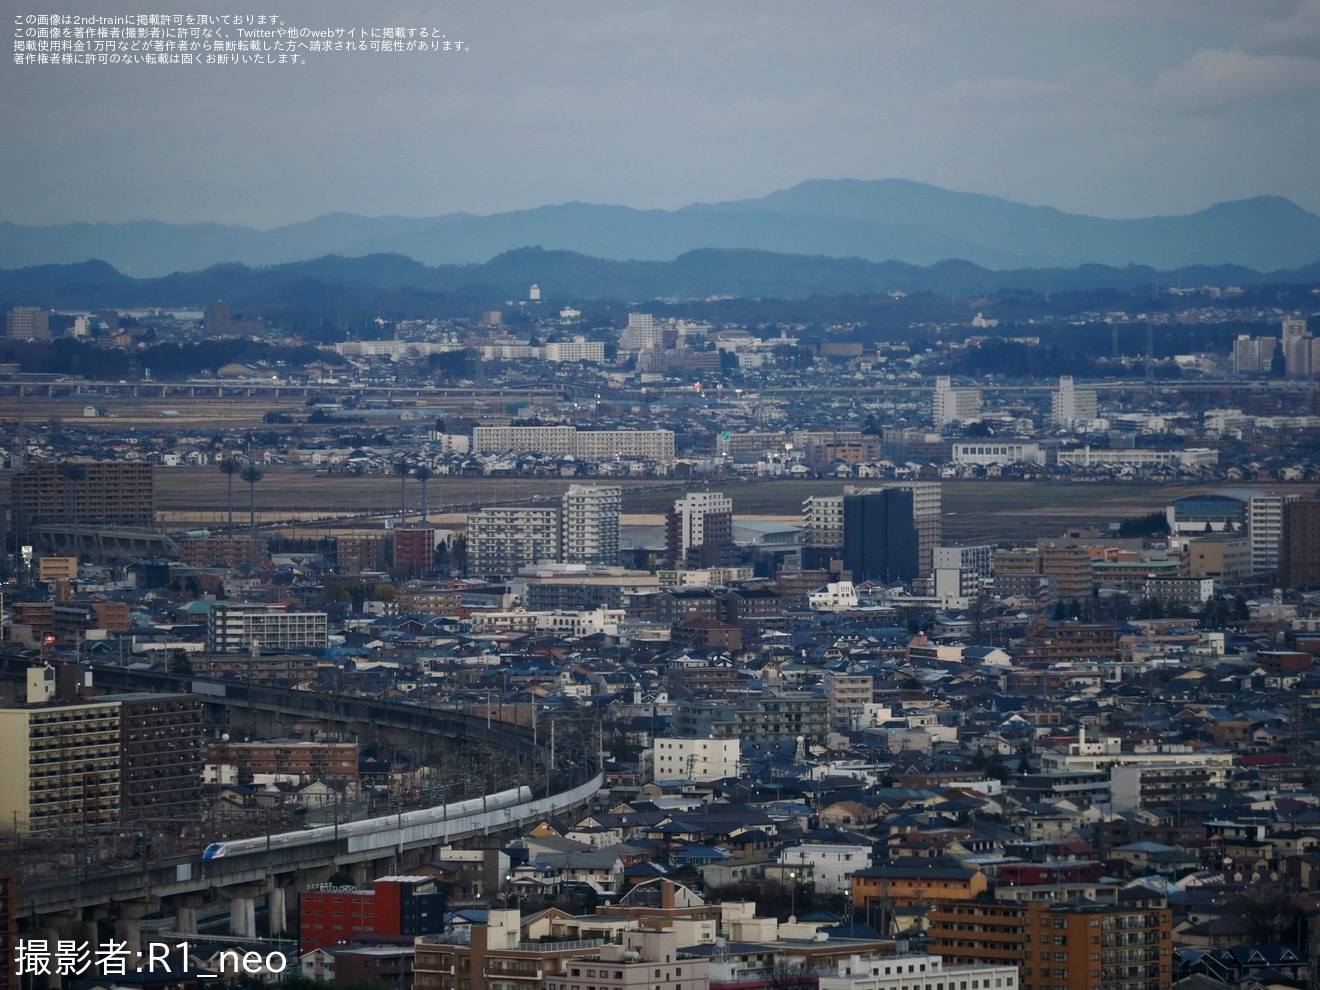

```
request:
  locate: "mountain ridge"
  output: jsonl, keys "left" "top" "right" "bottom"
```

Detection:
{"left": 3, "top": 246, "right": 1319, "bottom": 311}
{"left": 3, "top": 179, "right": 1320, "bottom": 278}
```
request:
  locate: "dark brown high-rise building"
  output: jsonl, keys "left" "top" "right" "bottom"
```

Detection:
{"left": 118, "top": 694, "right": 205, "bottom": 822}
{"left": 11, "top": 461, "right": 155, "bottom": 530}
{"left": 1279, "top": 499, "right": 1320, "bottom": 589}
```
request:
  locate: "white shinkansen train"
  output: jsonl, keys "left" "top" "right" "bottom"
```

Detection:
{"left": 202, "top": 784, "right": 533, "bottom": 860}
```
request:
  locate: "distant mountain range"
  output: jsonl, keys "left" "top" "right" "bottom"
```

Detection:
{"left": 3, "top": 248, "right": 1319, "bottom": 311}
{"left": 4, "top": 179, "right": 1320, "bottom": 277}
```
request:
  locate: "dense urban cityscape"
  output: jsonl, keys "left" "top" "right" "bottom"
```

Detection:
{"left": 0, "top": 282, "right": 1319, "bottom": 990}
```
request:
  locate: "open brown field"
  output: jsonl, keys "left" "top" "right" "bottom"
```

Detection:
{"left": 4, "top": 456, "right": 1313, "bottom": 543}
{"left": 1, "top": 465, "right": 1304, "bottom": 545}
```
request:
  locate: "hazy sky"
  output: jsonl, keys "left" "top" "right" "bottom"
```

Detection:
{"left": 5, "top": 0, "right": 1320, "bottom": 226}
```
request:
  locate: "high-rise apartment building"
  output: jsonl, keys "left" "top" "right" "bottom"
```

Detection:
{"left": 1245, "top": 491, "right": 1296, "bottom": 575}
{"left": 843, "top": 488, "right": 919, "bottom": 584}
{"left": 932, "top": 376, "right": 983, "bottom": 426}
{"left": 11, "top": 461, "right": 155, "bottom": 531}
{"left": 1051, "top": 376, "right": 1098, "bottom": 427}
{"left": 665, "top": 492, "right": 733, "bottom": 566}
{"left": 5, "top": 307, "right": 49, "bottom": 340}
{"left": 118, "top": 693, "right": 206, "bottom": 822}
{"left": 841, "top": 483, "right": 941, "bottom": 580}
{"left": 1231, "top": 334, "right": 1277, "bottom": 375}
{"left": 1279, "top": 499, "right": 1320, "bottom": 590}
{"left": 0, "top": 693, "right": 203, "bottom": 833}
{"left": 561, "top": 485, "right": 620, "bottom": 566}
{"left": 392, "top": 527, "right": 437, "bottom": 577}
{"left": 466, "top": 506, "right": 561, "bottom": 578}
{"left": 1282, "top": 314, "right": 1312, "bottom": 378}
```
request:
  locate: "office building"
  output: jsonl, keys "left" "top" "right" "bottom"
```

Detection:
{"left": 11, "top": 461, "right": 155, "bottom": 530}
{"left": 466, "top": 506, "right": 561, "bottom": 578}
{"left": 561, "top": 485, "right": 620, "bottom": 566}
{"left": 299, "top": 876, "right": 445, "bottom": 953}
{"left": 1051, "top": 376, "right": 1097, "bottom": 427}
{"left": 1280, "top": 499, "right": 1320, "bottom": 590}
{"left": 665, "top": 492, "right": 733, "bottom": 566}
{"left": 5, "top": 307, "right": 49, "bottom": 341}
{"left": 932, "top": 376, "right": 983, "bottom": 426}
{"left": 206, "top": 602, "right": 329, "bottom": 653}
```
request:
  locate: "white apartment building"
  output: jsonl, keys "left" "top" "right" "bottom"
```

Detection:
{"left": 472, "top": 426, "right": 577, "bottom": 456}
{"left": 669, "top": 491, "right": 733, "bottom": 558}
{"left": 1282, "top": 314, "right": 1312, "bottom": 377}
{"left": 543, "top": 336, "right": 606, "bottom": 362}
{"left": 1054, "top": 447, "right": 1218, "bottom": 469}
{"left": 207, "top": 603, "right": 329, "bottom": 654}
{"left": 777, "top": 843, "right": 873, "bottom": 894}
{"left": 820, "top": 954, "right": 1018, "bottom": 990}
{"left": 802, "top": 494, "right": 845, "bottom": 548}
{"left": 933, "top": 544, "right": 996, "bottom": 579}
{"left": 619, "top": 312, "right": 665, "bottom": 351}
{"left": 1051, "top": 375, "right": 1098, "bottom": 427}
{"left": 572, "top": 430, "right": 675, "bottom": 463}
{"left": 471, "top": 426, "right": 675, "bottom": 464}
{"left": 652, "top": 737, "right": 741, "bottom": 782}
{"left": 466, "top": 506, "right": 562, "bottom": 577}
{"left": 561, "top": 485, "right": 621, "bottom": 566}
{"left": 1246, "top": 491, "right": 1299, "bottom": 575}
{"left": 467, "top": 608, "right": 624, "bottom": 638}
{"left": 1231, "top": 334, "right": 1277, "bottom": 375}
{"left": 933, "top": 376, "right": 983, "bottom": 426}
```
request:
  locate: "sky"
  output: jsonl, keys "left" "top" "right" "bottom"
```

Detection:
{"left": 5, "top": 0, "right": 1320, "bottom": 227}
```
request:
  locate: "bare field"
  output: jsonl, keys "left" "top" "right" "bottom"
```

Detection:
{"left": 5, "top": 459, "right": 1314, "bottom": 544}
